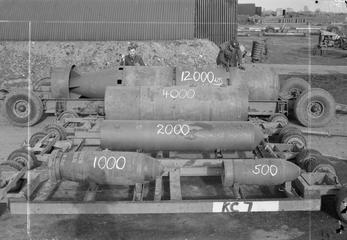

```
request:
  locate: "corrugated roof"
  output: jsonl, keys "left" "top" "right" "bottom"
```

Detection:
{"left": 0, "top": 0, "right": 194, "bottom": 22}
{"left": 0, "top": 0, "right": 238, "bottom": 43}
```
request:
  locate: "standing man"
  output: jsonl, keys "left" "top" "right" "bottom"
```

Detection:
{"left": 120, "top": 43, "right": 145, "bottom": 66}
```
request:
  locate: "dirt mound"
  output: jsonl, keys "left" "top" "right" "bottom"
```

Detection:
{"left": 0, "top": 40, "right": 219, "bottom": 86}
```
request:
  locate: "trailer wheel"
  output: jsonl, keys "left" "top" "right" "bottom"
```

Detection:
{"left": 268, "top": 113, "right": 288, "bottom": 127}
{"left": 29, "top": 131, "right": 58, "bottom": 154}
{"left": 295, "top": 149, "right": 322, "bottom": 168}
{"left": 279, "top": 77, "right": 310, "bottom": 100}
{"left": 281, "top": 131, "right": 306, "bottom": 149}
{"left": 7, "top": 147, "right": 39, "bottom": 170}
{"left": 278, "top": 126, "right": 302, "bottom": 142}
{"left": 336, "top": 187, "right": 347, "bottom": 224}
{"left": 295, "top": 149, "right": 336, "bottom": 174}
{"left": 294, "top": 88, "right": 336, "bottom": 127}
{"left": 265, "top": 26, "right": 275, "bottom": 33}
{"left": 57, "top": 111, "right": 79, "bottom": 127}
{"left": 3, "top": 89, "right": 43, "bottom": 127}
{"left": 43, "top": 124, "right": 67, "bottom": 140}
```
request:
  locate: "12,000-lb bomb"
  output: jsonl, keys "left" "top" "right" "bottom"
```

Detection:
{"left": 50, "top": 65, "right": 279, "bottom": 101}
{"left": 51, "top": 66, "right": 174, "bottom": 98}
{"left": 100, "top": 120, "right": 264, "bottom": 152}
{"left": 104, "top": 86, "right": 248, "bottom": 121}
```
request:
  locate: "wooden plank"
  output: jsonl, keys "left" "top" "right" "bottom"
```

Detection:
{"left": 169, "top": 169, "right": 182, "bottom": 200}
{"left": 83, "top": 182, "right": 98, "bottom": 202}
{"left": 132, "top": 183, "right": 144, "bottom": 202}
{"left": 9, "top": 199, "right": 321, "bottom": 215}
{"left": 154, "top": 176, "right": 163, "bottom": 201}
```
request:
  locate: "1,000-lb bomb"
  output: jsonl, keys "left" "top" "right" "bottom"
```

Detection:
{"left": 49, "top": 150, "right": 164, "bottom": 185}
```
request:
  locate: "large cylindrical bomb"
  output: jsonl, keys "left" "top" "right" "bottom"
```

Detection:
{"left": 239, "top": 65, "right": 280, "bottom": 100}
{"left": 176, "top": 65, "right": 280, "bottom": 100}
{"left": 100, "top": 120, "right": 264, "bottom": 152}
{"left": 49, "top": 150, "right": 164, "bottom": 185}
{"left": 104, "top": 86, "right": 248, "bottom": 121}
{"left": 222, "top": 159, "right": 301, "bottom": 186}
{"left": 51, "top": 66, "right": 174, "bottom": 98}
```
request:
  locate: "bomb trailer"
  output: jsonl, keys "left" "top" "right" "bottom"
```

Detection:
{"left": 1, "top": 64, "right": 347, "bottom": 223}
{"left": 0, "top": 64, "right": 344, "bottom": 128}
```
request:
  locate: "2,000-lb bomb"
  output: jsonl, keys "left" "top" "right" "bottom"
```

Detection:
{"left": 100, "top": 120, "right": 264, "bottom": 152}
{"left": 104, "top": 86, "right": 248, "bottom": 121}
{"left": 222, "top": 159, "right": 301, "bottom": 186}
{"left": 49, "top": 150, "right": 164, "bottom": 185}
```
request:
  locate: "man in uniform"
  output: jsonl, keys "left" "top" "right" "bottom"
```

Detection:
{"left": 121, "top": 43, "right": 145, "bottom": 66}
{"left": 216, "top": 40, "right": 245, "bottom": 71}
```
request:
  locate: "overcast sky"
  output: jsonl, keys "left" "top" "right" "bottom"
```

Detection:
{"left": 238, "top": 0, "right": 347, "bottom": 12}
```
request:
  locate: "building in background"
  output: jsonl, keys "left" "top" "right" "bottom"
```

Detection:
{"left": 238, "top": 3, "right": 262, "bottom": 16}
{"left": 0, "top": 0, "right": 238, "bottom": 44}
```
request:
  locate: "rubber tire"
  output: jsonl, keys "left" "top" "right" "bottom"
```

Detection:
{"left": 327, "top": 26, "right": 340, "bottom": 35}
{"left": 278, "top": 126, "right": 302, "bottom": 142}
{"left": 281, "top": 132, "right": 307, "bottom": 149}
{"left": 279, "top": 77, "right": 310, "bottom": 100}
{"left": 265, "top": 26, "right": 275, "bottom": 33}
{"left": 295, "top": 149, "right": 328, "bottom": 172}
{"left": 29, "top": 131, "right": 57, "bottom": 154}
{"left": 3, "top": 89, "right": 43, "bottom": 127}
{"left": 43, "top": 124, "right": 67, "bottom": 140}
{"left": 57, "top": 111, "right": 79, "bottom": 127}
{"left": 336, "top": 187, "right": 347, "bottom": 224}
{"left": 294, "top": 88, "right": 336, "bottom": 127}
{"left": 57, "top": 111, "right": 78, "bottom": 122}
{"left": 268, "top": 113, "right": 288, "bottom": 127}
{"left": 7, "top": 147, "right": 40, "bottom": 170}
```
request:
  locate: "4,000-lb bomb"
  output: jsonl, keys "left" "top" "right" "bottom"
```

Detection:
{"left": 104, "top": 86, "right": 248, "bottom": 121}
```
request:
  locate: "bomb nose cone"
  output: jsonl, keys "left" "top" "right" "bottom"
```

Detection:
{"left": 282, "top": 160, "right": 302, "bottom": 182}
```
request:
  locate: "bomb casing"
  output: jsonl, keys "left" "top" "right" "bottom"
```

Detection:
{"left": 104, "top": 86, "right": 249, "bottom": 121}
{"left": 100, "top": 120, "right": 264, "bottom": 152}
{"left": 49, "top": 150, "right": 164, "bottom": 185}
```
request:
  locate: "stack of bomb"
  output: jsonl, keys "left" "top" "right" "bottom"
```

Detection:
{"left": 49, "top": 150, "right": 301, "bottom": 187}
{"left": 51, "top": 65, "right": 279, "bottom": 101}
{"left": 51, "top": 120, "right": 302, "bottom": 187}
{"left": 48, "top": 65, "right": 299, "bottom": 188}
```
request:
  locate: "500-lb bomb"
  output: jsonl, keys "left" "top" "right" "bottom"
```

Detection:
{"left": 49, "top": 150, "right": 164, "bottom": 185}
{"left": 104, "top": 86, "right": 248, "bottom": 121}
{"left": 222, "top": 159, "right": 301, "bottom": 186}
{"left": 100, "top": 120, "right": 264, "bottom": 152}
